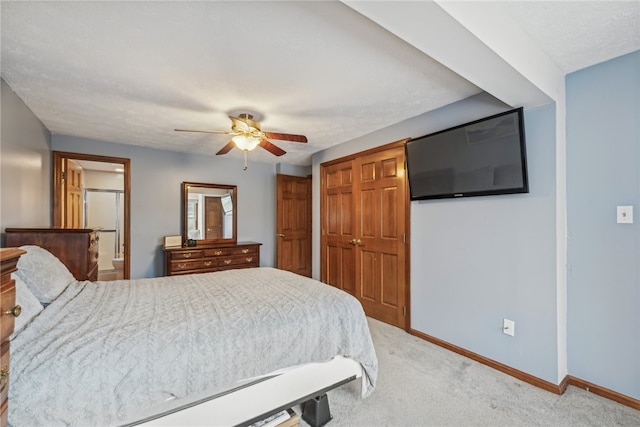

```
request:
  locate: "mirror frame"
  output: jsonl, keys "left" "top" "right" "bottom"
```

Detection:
{"left": 182, "top": 182, "right": 237, "bottom": 246}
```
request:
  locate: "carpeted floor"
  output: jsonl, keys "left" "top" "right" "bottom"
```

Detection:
{"left": 299, "top": 318, "right": 640, "bottom": 426}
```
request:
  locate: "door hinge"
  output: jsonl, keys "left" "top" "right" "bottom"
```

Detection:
{"left": 61, "top": 171, "right": 66, "bottom": 181}
{"left": 403, "top": 233, "right": 406, "bottom": 243}
{"left": 403, "top": 306, "right": 406, "bottom": 316}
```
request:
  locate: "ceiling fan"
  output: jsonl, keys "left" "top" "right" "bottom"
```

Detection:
{"left": 175, "top": 114, "right": 307, "bottom": 169}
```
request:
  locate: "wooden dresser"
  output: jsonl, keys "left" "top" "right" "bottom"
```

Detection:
{"left": 0, "top": 248, "right": 25, "bottom": 427}
{"left": 5, "top": 228, "right": 99, "bottom": 281}
{"left": 164, "top": 242, "right": 261, "bottom": 276}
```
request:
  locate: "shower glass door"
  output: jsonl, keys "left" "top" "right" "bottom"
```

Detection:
{"left": 84, "top": 189, "right": 124, "bottom": 273}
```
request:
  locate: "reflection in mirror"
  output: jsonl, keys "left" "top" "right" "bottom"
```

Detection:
{"left": 183, "top": 182, "right": 237, "bottom": 245}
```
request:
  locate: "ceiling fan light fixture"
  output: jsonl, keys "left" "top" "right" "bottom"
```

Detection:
{"left": 232, "top": 134, "right": 261, "bottom": 151}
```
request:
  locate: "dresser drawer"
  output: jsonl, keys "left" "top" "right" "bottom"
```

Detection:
{"left": 89, "top": 232, "right": 100, "bottom": 248}
{"left": 0, "top": 342, "right": 9, "bottom": 409}
{"left": 170, "top": 250, "right": 204, "bottom": 261}
{"left": 87, "top": 237, "right": 99, "bottom": 279}
{"left": 170, "top": 258, "right": 217, "bottom": 273}
{"left": 203, "top": 248, "right": 234, "bottom": 257}
{"left": 219, "top": 254, "right": 258, "bottom": 268}
{"left": 231, "top": 245, "right": 259, "bottom": 256}
{"left": 0, "top": 280, "right": 16, "bottom": 344}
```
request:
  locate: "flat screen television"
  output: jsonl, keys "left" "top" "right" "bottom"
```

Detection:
{"left": 405, "top": 107, "right": 528, "bottom": 201}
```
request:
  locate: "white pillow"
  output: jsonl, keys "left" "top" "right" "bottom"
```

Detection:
{"left": 11, "top": 274, "right": 44, "bottom": 337}
{"left": 15, "top": 245, "right": 76, "bottom": 304}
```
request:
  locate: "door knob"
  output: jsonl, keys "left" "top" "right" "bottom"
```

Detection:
{"left": 277, "top": 234, "right": 285, "bottom": 238}
{"left": 348, "top": 238, "right": 356, "bottom": 245}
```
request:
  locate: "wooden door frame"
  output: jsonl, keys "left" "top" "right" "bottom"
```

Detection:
{"left": 52, "top": 151, "right": 131, "bottom": 280}
{"left": 320, "top": 138, "right": 411, "bottom": 331}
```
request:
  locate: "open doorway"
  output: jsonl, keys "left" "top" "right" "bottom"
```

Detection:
{"left": 52, "top": 151, "right": 131, "bottom": 280}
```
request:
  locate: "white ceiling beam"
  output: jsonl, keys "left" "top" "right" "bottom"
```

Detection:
{"left": 341, "top": 1, "right": 563, "bottom": 108}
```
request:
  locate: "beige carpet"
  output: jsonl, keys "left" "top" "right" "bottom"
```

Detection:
{"left": 299, "top": 318, "right": 640, "bottom": 426}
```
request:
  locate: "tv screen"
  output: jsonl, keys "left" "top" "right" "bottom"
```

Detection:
{"left": 405, "top": 107, "right": 528, "bottom": 201}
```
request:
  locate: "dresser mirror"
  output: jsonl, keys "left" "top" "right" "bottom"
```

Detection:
{"left": 182, "top": 182, "right": 237, "bottom": 245}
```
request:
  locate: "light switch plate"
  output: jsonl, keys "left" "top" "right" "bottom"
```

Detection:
{"left": 503, "top": 318, "right": 515, "bottom": 337}
{"left": 617, "top": 206, "right": 633, "bottom": 224}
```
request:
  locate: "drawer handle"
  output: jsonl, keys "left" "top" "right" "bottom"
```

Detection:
{"left": 214, "top": 250, "right": 223, "bottom": 256}
{"left": 4, "top": 305, "right": 21, "bottom": 318}
{"left": 183, "top": 253, "right": 192, "bottom": 259}
{"left": 0, "top": 366, "right": 9, "bottom": 392}
{"left": 241, "top": 248, "right": 249, "bottom": 254}
{"left": 177, "top": 263, "right": 187, "bottom": 269}
{"left": 204, "top": 261, "right": 212, "bottom": 267}
{"left": 224, "top": 259, "right": 232, "bottom": 265}
{"left": 245, "top": 257, "right": 253, "bottom": 262}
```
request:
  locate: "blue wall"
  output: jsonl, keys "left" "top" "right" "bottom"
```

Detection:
{"left": 0, "top": 79, "right": 52, "bottom": 236}
{"left": 52, "top": 136, "right": 279, "bottom": 278}
{"left": 313, "top": 92, "right": 560, "bottom": 384}
{"left": 566, "top": 51, "right": 640, "bottom": 399}
{"left": 411, "top": 104, "right": 559, "bottom": 383}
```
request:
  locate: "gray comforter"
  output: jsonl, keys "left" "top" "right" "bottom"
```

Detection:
{"left": 9, "top": 267, "right": 377, "bottom": 426}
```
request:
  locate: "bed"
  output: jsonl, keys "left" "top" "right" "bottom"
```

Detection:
{"left": 9, "top": 246, "right": 377, "bottom": 426}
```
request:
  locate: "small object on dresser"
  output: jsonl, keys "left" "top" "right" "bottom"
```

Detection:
{"left": 163, "top": 235, "right": 182, "bottom": 249}
{"left": 186, "top": 239, "right": 197, "bottom": 247}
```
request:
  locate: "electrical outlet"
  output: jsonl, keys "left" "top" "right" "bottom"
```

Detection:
{"left": 503, "top": 318, "right": 515, "bottom": 337}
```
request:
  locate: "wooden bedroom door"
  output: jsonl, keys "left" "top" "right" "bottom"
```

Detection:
{"left": 276, "top": 174, "right": 312, "bottom": 277}
{"left": 321, "top": 140, "right": 409, "bottom": 329}
{"left": 204, "top": 196, "right": 223, "bottom": 240}
{"left": 64, "top": 159, "right": 83, "bottom": 228}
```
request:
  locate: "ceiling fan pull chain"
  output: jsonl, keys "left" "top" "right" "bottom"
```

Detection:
{"left": 243, "top": 151, "right": 248, "bottom": 170}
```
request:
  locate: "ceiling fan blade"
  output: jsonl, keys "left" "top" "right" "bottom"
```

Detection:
{"left": 263, "top": 131, "right": 307, "bottom": 143}
{"left": 259, "top": 139, "right": 286, "bottom": 156}
{"left": 175, "top": 129, "right": 231, "bottom": 135}
{"left": 216, "top": 140, "right": 236, "bottom": 155}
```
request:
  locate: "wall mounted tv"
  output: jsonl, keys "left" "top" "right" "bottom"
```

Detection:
{"left": 405, "top": 107, "right": 528, "bottom": 201}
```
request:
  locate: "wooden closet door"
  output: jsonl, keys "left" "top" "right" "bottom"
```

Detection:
{"left": 321, "top": 142, "right": 408, "bottom": 329}
{"left": 356, "top": 147, "right": 406, "bottom": 327}
{"left": 322, "top": 160, "right": 357, "bottom": 296}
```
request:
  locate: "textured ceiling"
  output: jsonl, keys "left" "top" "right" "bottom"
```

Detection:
{"left": 2, "top": 1, "right": 638, "bottom": 166}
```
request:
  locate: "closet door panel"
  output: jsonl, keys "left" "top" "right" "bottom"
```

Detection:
{"left": 360, "top": 249, "right": 377, "bottom": 301}
{"left": 322, "top": 160, "right": 356, "bottom": 295}
{"left": 356, "top": 147, "right": 407, "bottom": 327}
{"left": 381, "top": 252, "right": 399, "bottom": 307}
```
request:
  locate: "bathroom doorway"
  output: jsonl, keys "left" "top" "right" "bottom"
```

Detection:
{"left": 53, "top": 151, "right": 131, "bottom": 280}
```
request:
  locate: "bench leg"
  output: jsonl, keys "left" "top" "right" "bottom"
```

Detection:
{"left": 301, "top": 394, "right": 332, "bottom": 427}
